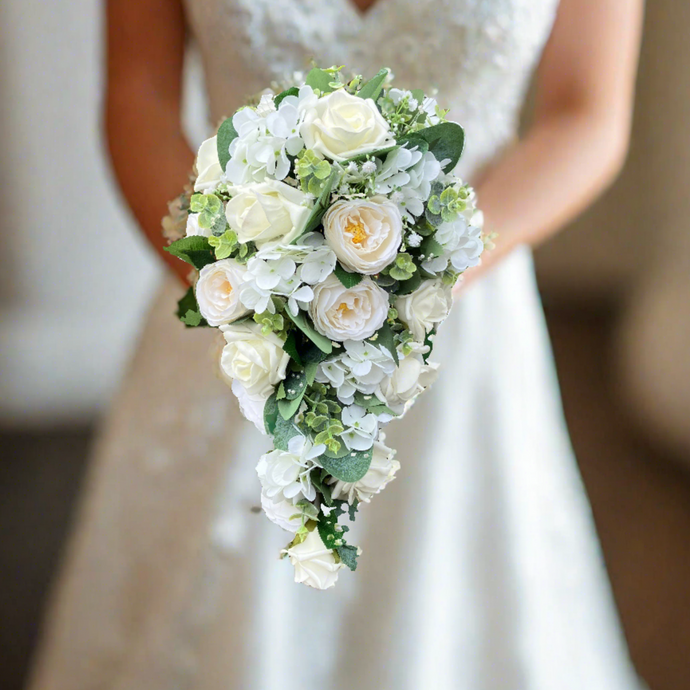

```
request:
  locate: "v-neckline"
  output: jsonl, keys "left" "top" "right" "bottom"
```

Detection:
{"left": 343, "top": 0, "right": 386, "bottom": 20}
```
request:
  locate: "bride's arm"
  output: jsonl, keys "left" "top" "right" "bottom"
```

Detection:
{"left": 456, "top": 0, "right": 645, "bottom": 294}
{"left": 105, "top": 0, "right": 194, "bottom": 285}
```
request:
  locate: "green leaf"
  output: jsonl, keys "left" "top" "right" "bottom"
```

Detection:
{"left": 334, "top": 263, "right": 363, "bottom": 288}
{"left": 283, "top": 369, "right": 307, "bottom": 401}
{"left": 274, "top": 87, "right": 299, "bottom": 107}
{"left": 402, "top": 122, "right": 465, "bottom": 174}
{"left": 217, "top": 117, "right": 238, "bottom": 170}
{"left": 316, "top": 500, "right": 360, "bottom": 571}
{"left": 337, "top": 544, "right": 359, "bottom": 571}
{"left": 399, "top": 135, "right": 429, "bottom": 155}
{"left": 396, "top": 271, "right": 423, "bottom": 295}
{"left": 311, "top": 469, "right": 333, "bottom": 507}
{"left": 164, "top": 236, "right": 215, "bottom": 271}
{"left": 357, "top": 68, "right": 389, "bottom": 101}
{"left": 263, "top": 393, "right": 279, "bottom": 435}
{"left": 370, "top": 321, "right": 398, "bottom": 365}
{"left": 286, "top": 310, "right": 333, "bottom": 355}
{"left": 411, "top": 89, "right": 425, "bottom": 105}
{"left": 175, "top": 287, "right": 209, "bottom": 328}
{"left": 282, "top": 331, "right": 303, "bottom": 366}
{"left": 320, "top": 446, "right": 373, "bottom": 483}
{"left": 305, "top": 361, "right": 319, "bottom": 386}
{"left": 305, "top": 68, "right": 335, "bottom": 94}
{"left": 344, "top": 145, "right": 399, "bottom": 164}
{"left": 272, "top": 413, "right": 302, "bottom": 451}
{"left": 278, "top": 395, "right": 304, "bottom": 421}
{"left": 421, "top": 235, "right": 445, "bottom": 260}
{"left": 297, "top": 168, "right": 339, "bottom": 239}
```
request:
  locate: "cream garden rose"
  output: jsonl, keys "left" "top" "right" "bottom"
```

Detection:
{"left": 196, "top": 259, "right": 250, "bottom": 327}
{"left": 323, "top": 196, "right": 402, "bottom": 274}
{"left": 310, "top": 274, "right": 389, "bottom": 342}
{"left": 330, "top": 438, "right": 400, "bottom": 504}
{"left": 225, "top": 180, "right": 312, "bottom": 246}
{"left": 284, "top": 528, "right": 344, "bottom": 590}
{"left": 300, "top": 89, "right": 395, "bottom": 162}
{"left": 395, "top": 279, "right": 453, "bottom": 342}
{"left": 194, "top": 136, "right": 224, "bottom": 192}
{"left": 379, "top": 354, "right": 440, "bottom": 409}
{"left": 219, "top": 322, "right": 290, "bottom": 400}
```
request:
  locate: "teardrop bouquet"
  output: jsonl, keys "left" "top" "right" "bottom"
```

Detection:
{"left": 163, "top": 67, "right": 488, "bottom": 589}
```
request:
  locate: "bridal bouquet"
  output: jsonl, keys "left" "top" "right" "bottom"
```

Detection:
{"left": 163, "top": 67, "right": 486, "bottom": 589}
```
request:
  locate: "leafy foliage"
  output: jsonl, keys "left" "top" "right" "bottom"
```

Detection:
{"left": 357, "top": 68, "right": 389, "bottom": 101}
{"left": 176, "top": 287, "right": 208, "bottom": 328}
{"left": 286, "top": 309, "right": 333, "bottom": 355}
{"left": 275, "top": 86, "right": 299, "bottom": 107}
{"left": 305, "top": 67, "right": 336, "bottom": 94}
{"left": 401, "top": 121, "right": 465, "bottom": 174}
{"left": 216, "top": 117, "right": 238, "bottom": 170}
{"left": 317, "top": 500, "right": 360, "bottom": 571}
{"left": 165, "top": 236, "right": 215, "bottom": 271}
{"left": 320, "top": 445, "right": 373, "bottom": 483}
{"left": 298, "top": 168, "right": 340, "bottom": 238}
{"left": 334, "top": 263, "right": 363, "bottom": 288}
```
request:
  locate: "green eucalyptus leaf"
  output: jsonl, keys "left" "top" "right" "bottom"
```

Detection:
{"left": 320, "top": 446, "right": 373, "bottom": 483}
{"left": 283, "top": 369, "right": 307, "bottom": 401}
{"left": 286, "top": 309, "right": 333, "bottom": 355}
{"left": 396, "top": 271, "right": 423, "bottom": 295}
{"left": 278, "top": 395, "right": 304, "bottom": 421}
{"left": 297, "top": 168, "right": 340, "bottom": 239}
{"left": 272, "top": 413, "right": 302, "bottom": 451}
{"left": 165, "top": 236, "right": 215, "bottom": 271}
{"left": 337, "top": 544, "right": 359, "bottom": 571}
{"left": 263, "top": 393, "right": 279, "bottom": 435}
{"left": 334, "top": 263, "right": 363, "bottom": 288}
{"left": 305, "top": 68, "right": 335, "bottom": 94}
{"left": 305, "top": 361, "right": 319, "bottom": 386}
{"left": 402, "top": 121, "right": 465, "bottom": 173}
{"left": 421, "top": 236, "right": 445, "bottom": 260}
{"left": 176, "top": 287, "right": 208, "bottom": 328}
{"left": 344, "top": 145, "right": 399, "bottom": 164}
{"left": 357, "top": 68, "right": 389, "bottom": 101}
{"left": 217, "top": 117, "right": 239, "bottom": 170}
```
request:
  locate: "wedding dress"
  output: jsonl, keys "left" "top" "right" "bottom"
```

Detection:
{"left": 29, "top": 1, "right": 643, "bottom": 688}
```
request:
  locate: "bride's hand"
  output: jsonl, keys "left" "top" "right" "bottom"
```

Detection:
{"left": 452, "top": 0, "right": 643, "bottom": 297}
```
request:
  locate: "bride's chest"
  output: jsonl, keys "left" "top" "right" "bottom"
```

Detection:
{"left": 187, "top": 0, "right": 560, "bottom": 90}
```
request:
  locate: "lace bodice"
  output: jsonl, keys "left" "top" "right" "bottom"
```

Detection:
{"left": 184, "top": 0, "right": 559, "bottom": 177}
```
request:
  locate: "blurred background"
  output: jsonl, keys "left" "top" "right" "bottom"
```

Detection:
{"left": 1, "top": 1, "right": 689, "bottom": 689}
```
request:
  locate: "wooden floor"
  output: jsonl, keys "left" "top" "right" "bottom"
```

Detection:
{"left": 1, "top": 307, "right": 689, "bottom": 690}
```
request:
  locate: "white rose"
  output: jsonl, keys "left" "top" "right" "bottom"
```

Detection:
{"left": 330, "top": 438, "right": 400, "bottom": 504}
{"left": 300, "top": 89, "right": 395, "bottom": 162}
{"left": 261, "top": 491, "right": 302, "bottom": 533}
{"left": 395, "top": 279, "right": 453, "bottom": 342}
{"left": 231, "top": 379, "right": 267, "bottom": 434}
{"left": 284, "top": 528, "right": 344, "bottom": 590}
{"left": 323, "top": 196, "right": 402, "bottom": 274}
{"left": 194, "top": 136, "right": 224, "bottom": 192}
{"left": 309, "top": 274, "right": 389, "bottom": 342}
{"left": 196, "top": 259, "right": 250, "bottom": 327}
{"left": 379, "top": 355, "right": 440, "bottom": 408}
{"left": 225, "top": 180, "right": 312, "bottom": 247}
{"left": 256, "top": 435, "right": 322, "bottom": 503}
{"left": 220, "top": 322, "right": 290, "bottom": 399}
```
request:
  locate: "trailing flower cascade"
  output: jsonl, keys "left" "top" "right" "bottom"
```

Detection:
{"left": 163, "top": 67, "right": 488, "bottom": 589}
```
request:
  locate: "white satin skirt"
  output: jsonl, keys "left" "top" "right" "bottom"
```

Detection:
{"left": 29, "top": 246, "right": 642, "bottom": 690}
